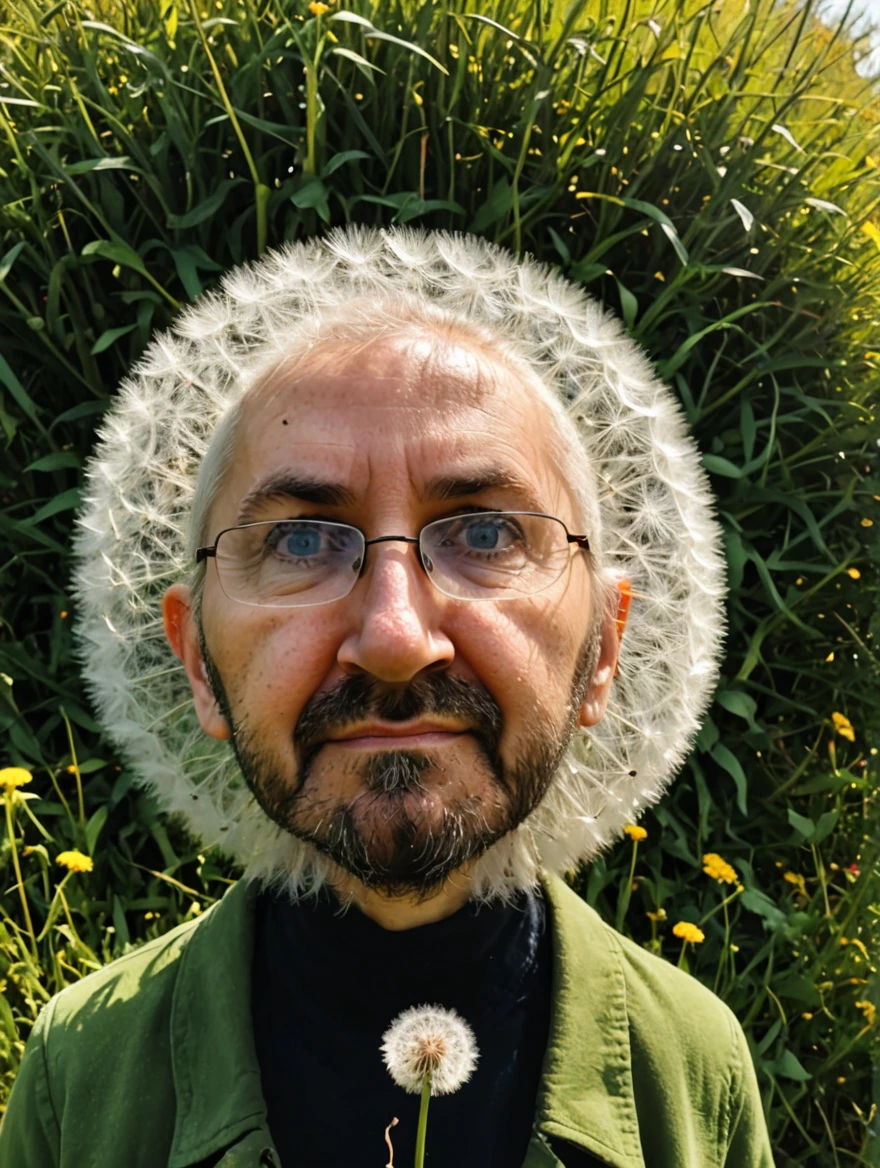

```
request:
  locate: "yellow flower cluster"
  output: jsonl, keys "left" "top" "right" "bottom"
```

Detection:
{"left": 672, "top": 921, "right": 705, "bottom": 944}
{"left": 624, "top": 824, "right": 647, "bottom": 841}
{"left": 832, "top": 711, "right": 855, "bottom": 742}
{"left": 784, "top": 871, "right": 807, "bottom": 897}
{"left": 56, "top": 850, "right": 94, "bottom": 874}
{"left": 702, "top": 853, "right": 737, "bottom": 884}
{"left": 1, "top": 767, "right": 32, "bottom": 794}
{"left": 308, "top": 1, "right": 330, "bottom": 13}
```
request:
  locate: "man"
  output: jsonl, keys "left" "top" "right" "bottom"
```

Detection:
{"left": 0, "top": 228, "right": 774, "bottom": 1166}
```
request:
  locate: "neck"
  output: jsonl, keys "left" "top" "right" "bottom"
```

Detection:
{"left": 328, "top": 866, "right": 474, "bottom": 931}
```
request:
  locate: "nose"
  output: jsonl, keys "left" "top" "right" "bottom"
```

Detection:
{"left": 336, "top": 542, "right": 455, "bottom": 683}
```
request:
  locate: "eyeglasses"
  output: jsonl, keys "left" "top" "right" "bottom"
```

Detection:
{"left": 195, "top": 511, "right": 590, "bottom": 609}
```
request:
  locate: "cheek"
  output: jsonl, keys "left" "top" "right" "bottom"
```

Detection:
{"left": 204, "top": 600, "right": 342, "bottom": 727}
{"left": 456, "top": 599, "right": 588, "bottom": 727}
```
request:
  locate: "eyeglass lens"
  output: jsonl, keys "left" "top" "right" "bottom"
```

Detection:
{"left": 212, "top": 513, "right": 573, "bottom": 608}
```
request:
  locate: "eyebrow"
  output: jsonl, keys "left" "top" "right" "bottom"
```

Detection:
{"left": 235, "top": 466, "right": 544, "bottom": 526}
{"left": 425, "top": 468, "right": 544, "bottom": 510}
{"left": 236, "top": 473, "right": 356, "bottom": 525}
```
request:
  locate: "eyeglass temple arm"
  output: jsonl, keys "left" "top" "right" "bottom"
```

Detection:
{"left": 568, "top": 534, "right": 590, "bottom": 551}
{"left": 195, "top": 546, "right": 215, "bottom": 564}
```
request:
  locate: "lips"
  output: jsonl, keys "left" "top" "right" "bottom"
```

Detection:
{"left": 322, "top": 721, "right": 470, "bottom": 748}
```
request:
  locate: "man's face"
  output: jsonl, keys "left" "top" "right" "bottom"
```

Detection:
{"left": 165, "top": 332, "right": 620, "bottom": 897}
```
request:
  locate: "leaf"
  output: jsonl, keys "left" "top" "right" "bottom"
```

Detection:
{"left": 716, "top": 689, "right": 758, "bottom": 724}
{"left": 90, "top": 324, "right": 137, "bottom": 354}
{"left": 730, "top": 199, "right": 754, "bottom": 231}
{"left": 575, "top": 192, "right": 688, "bottom": 264}
{"left": 787, "top": 808, "right": 816, "bottom": 840}
{"left": 723, "top": 267, "right": 764, "bottom": 279}
{"left": 775, "top": 1049, "right": 812, "bottom": 1082}
{"left": 470, "top": 178, "right": 513, "bottom": 233}
{"left": 65, "top": 157, "right": 134, "bottom": 176}
{"left": 162, "top": 0, "right": 178, "bottom": 40}
{"left": 166, "top": 178, "right": 246, "bottom": 229}
{"left": 0, "top": 352, "right": 39, "bottom": 423}
{"left": 23, "top": 452, "right": 81, "bottom": 473}
{"left": 804, "top": 197, "right": 845, "bottom": 215}
{"left": 0, "top": 241, "right": 25, "bottom": 282}
{"left": 86, "top": 805, "right": 108, "bottom": 856}
{"left": 702, "top": 453, "right": 744, "bottom": 478}
{"left": 290, "top": 178, "right": 331, "bottom": 223}
{"left": 740, "top": 887, "right": 788, "bottom": 932}
{"left": 330, "top": 47, "right": 385, "bottom": 77}
{"left": 614, "top": 278, "right": 638, "bottom": 329}
{"left": 364, "top": 29, "right": 449, "bottom": 75}
{"left": 710, "top": 742, "right": 748, "bottom": 815}
{"left": 771, "top": 124, "right": 805, "bottom": 153}
{"left": 322, "top": 149, "right": 372, "bottom": 177}
{"left": 81, "top": 239, "right": 147, "bottom": 278}
{"left": 19, "top": 487, "right": 81, "bottom": 527}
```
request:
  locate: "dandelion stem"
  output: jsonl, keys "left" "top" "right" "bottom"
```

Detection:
{"left": 414, "top": 1071, "right": 431, "bottom": 1168}
{"left": 5, "top": 793, "right": 38, "bottom": 958}
{"left": 61, "top": 707, "right": 86, "bottom": 831}
{"left": 615, "top": 840, "right": 639, "bottom": 932}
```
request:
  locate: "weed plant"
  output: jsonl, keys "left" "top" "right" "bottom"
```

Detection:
{"left": 1, "top": 0, "right": 879, "bottom": 1162}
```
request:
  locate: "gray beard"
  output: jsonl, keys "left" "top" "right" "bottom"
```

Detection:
{"left": 198, "top": 620, "right": 603, "bottom": 898}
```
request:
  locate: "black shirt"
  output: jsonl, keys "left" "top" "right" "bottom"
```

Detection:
{"left": 251, "top": 885, "right": 552, "bottom": 1167}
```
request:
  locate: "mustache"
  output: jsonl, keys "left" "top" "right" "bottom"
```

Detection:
{"left": 294, "top": 672, "right": 504, "bottom": 754}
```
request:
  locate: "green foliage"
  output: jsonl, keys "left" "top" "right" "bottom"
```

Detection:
{"left": 1, "top": 0, "right": 880, "bottom": 1161}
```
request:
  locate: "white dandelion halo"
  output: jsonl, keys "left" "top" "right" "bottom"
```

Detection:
{"left": 381, "top": 1004, "right": 479, "bottom": 1095}
{"left": 70, "top": 225, "right": 727, "bottom": 902}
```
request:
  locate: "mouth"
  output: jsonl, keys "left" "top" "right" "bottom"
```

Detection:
{"left": 321, "top": 721, "right": 472, "bottom": 751}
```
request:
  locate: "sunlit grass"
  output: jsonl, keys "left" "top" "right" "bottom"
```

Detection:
{"left": 0, "top": 0, "right": 879, "bottom": 1161}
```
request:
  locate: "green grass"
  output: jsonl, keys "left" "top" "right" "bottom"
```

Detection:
{"left": 1, "top": 0, "right": 879, "bottom": 1162}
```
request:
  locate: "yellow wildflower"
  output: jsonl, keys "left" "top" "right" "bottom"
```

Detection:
{"left": 702, "top": 853, "right": 737, "bottom": 884}
{"left": 784, "top": 871, "right": 807, "bottom": 897}
{"left": 56, "top": 850, "right": 94, "bottom": 874}
{"left": 672, "top": 921, "right": 705, "bottom": 944}
{"left": 847, "top": 568, "right": 861, "bottom": 579}
{"left": 856, "top": 1000, "right": 876, "bottom": 1027}
{"left": 308, "top": 1, "right": 330, "bottom": 13}
{"left": 624, "top": 824, "right": 647, "bottom": 841}
{"left": 653, "top": 271, "right": 665, "bottom": 281}
{"left": 1, "top": 767, "right": 32, "bottom": 794}
{"left": 862, "top": 518, "right": 874, "bottom": 527}
{"left": 825, "top": 652, "right": 834, "bottom": 662}
{"left": 832, "top": 711, "right": 855, "bottom": 742}
{"left": 646, "top": 908, "right": 666, "bottom": 922}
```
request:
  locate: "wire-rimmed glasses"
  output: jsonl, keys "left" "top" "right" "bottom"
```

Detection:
{"left": 195, "top": 511, "right": 590, "bottom": 608}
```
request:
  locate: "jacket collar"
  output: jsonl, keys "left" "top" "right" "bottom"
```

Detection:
{"left": 167, "top": 874, "right": 646, "bottom": 1168}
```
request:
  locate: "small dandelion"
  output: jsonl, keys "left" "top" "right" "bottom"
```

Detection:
{"left": 0, "top": 767, "right": 32, "bottom": 796}
{"left": 56, "top": 850, "right": 94, "bottom": 874}
{"left": 832, "top": 711, "right": 856, "bottom": 742}
{"left": 624, "top": 824, "right": 647, "bottom": 841}
{"left": 308, "top": 0, "right": 329, "bottom": 13}
{"left": 672, "top": 921, "right": 705, "bottom": 944}
{"left": 382, "top": 1005, "right": 478, "bottom": 1168}
{"left": 702, "top": 852, "right": 737, "bottom": 884}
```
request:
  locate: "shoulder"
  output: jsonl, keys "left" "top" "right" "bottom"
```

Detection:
{"left": 545, "top": 874, "right": 745, "bottom": 1081}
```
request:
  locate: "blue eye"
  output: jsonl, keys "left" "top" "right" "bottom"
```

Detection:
{"left": 465, "top": 519, "right": 501, "bottom": 549}
{"left": 283, "top": 528, "right": 321, "bottom": 557}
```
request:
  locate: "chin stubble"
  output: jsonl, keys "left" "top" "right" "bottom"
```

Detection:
{"left": 197, "top": 614, "right": 603, "bottom": 896}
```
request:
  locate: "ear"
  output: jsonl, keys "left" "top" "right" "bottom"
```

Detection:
{"left": 577, "top": 578, "right": 631, "bottom": 728}
{"left": 162, "top": 582, "right": 231, "bottom": 740}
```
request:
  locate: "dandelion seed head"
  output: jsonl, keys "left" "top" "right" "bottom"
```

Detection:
{"left": 381, "top": 1005, "right": 479, "bottom": 1096}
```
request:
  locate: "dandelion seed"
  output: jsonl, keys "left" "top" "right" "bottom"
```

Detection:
{"left": 56, "top": 849, "right": 94, "bottom": 873}
{"left": 381, "top": 1005, "right": 478, "bottom": 1096}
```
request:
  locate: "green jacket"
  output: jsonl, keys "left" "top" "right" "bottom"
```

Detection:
{"left": 0, "top": 874, "right": 774, "bottom": 1168}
